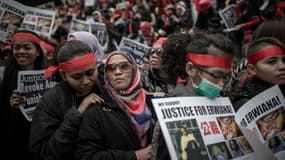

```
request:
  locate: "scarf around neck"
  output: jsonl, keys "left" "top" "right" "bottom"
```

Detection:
{"left": 104, "top": 51, "right": 152, "bottom": 147}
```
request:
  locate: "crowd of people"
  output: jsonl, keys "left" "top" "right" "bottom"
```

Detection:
{"left": 0, "top": 0, "right": 285, "bottom": 159}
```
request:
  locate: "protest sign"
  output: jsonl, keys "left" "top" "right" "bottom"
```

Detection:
{"left": 17, "top": 70, "right": 57, "bottom": 121}
{"left": 85, "top": 0, "right": 95, "bottom": 7}
{"left": 70, "top": 18, "right": 90, "bottom": 33}
{"left": 116, "top": 1, "right": 129, "bottom": 10}
{"left": 235, "top": 85, "right": 285, "bottom": 160}
{"left": 89, "top": 21, "right": 109, "bottom": 51}
{"left": 22, "top": 6, "right": 55, "bottom": 37}
{"left": 119, "top": 37, "right": 151, "bottom": 69}
{"left": 0, "top": 0, "right": 26, "bottom": 43}
{"left": 152, "top": 97, "right": 254, "bottom": 160}
{"left": 218, "top": 4, "right": 237, "bottom": 28}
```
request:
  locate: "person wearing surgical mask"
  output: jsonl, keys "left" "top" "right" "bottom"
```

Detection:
{"left": 169, "top": 33, "right": 233, "bottom": 99}
{"left": 156, "top": 33, "right": 234, "bottom": 159}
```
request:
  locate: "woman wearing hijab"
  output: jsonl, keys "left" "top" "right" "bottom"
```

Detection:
{"left": 68, "top": 31, "right": 105, "bottom": 67}
{"left": 77, "top": 51, "right": 155, "bottom": 160}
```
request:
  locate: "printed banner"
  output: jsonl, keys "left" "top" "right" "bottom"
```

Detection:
{"left": 22, "top": 6, "right": 55, "bottom": 37}
{"left": 17, "top": 70, "right": 57, "bottom": 121}
{"left": 119, "top": 37, "right": 151, "bottom": 68}
{"left": 152, "top": 97, "right": 254, "bottom": 160}
{"left": 70, "top": 18, "right": 90, "bottom": 33}
{"left": 85, "top": 0, "right": 95, "bottom": 7}
{"left": 0, "top": 0, "right": 26, "bottom": 43}
{"left": 235, "top": 85, "right": 285, "bottom": 160}
{"left": 218, "top": 4, "right": 237, "bottom": 28}
{"left": 89, "top": 21, "right": 109, "bottom": 51}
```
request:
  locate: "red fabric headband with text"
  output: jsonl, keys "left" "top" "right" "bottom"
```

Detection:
{"left": 186, "top": 53, "right": 232, "bottom": 69}
{"left": 11, "top": 32, "right": 41, "bottom": 46}
{"left": 40, "top": 41, "right": 55, "bottom": 53}
{"left": 247, "top": 46, "right": 285, "bottom": 64}
{"left": 44, "top": 53, "right": 96, "bottom": 79}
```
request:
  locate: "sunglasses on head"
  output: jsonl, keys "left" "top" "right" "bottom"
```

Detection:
{"left": 106, "top": 61, "right": 133, "bottom": 73}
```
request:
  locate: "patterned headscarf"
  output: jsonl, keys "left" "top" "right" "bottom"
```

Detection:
{"left": 104, "top": 51, "right": 152, "bottom": 147}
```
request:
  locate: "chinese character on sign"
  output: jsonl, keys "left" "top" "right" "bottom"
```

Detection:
{"left": 209, "top": 121, "right": 220, "bottom": 134}
{"left": 201, "top": 121, "right": 220, "bottom": 136}
{"left": 201, "top": 122, "right": 211, "bottom": 136}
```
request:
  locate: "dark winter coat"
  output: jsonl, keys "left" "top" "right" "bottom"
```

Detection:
{"left": 30, "top": 82, "right": 101, "bottom": 160}
{"left": 76, "top": 88, "right": 155, "bottom": 160}
{"left": 230, "top": 77, "right": 285, "bottom": 111}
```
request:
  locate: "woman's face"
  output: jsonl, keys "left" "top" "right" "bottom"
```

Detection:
{"left": 218, "top": 116, "right": 238, "bottom": 139}
{"left": 257, "top": 108, "right": 284, "bottom": 140}
{"left": 61, "top": 64, "right": 98, "bottom": 96}
{"left": 106, "top": 55, "right": 133, "bottom": 91}
{"left": 249, "top": 55, "right": 285, "bottom": 85}
{"left": 13, "top": 40, "right": 39, "bottom": 70}
{"left": 149, "top": 46, "right": 162, "bottom": 70}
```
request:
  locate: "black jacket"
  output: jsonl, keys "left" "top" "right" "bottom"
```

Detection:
{"left": 30, "top": 82, "right": 101, "bottom": 160}
{"left": 76, "top": 89, "right": 155, "bottom": 160}
{"left": 229, "top": 78, "right": 285, "bottom": 111}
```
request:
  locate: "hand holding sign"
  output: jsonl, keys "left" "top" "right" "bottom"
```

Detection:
{"left": 10, "top": 89, "right": 24, "bottom": 109}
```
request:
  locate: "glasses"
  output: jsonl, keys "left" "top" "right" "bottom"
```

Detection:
{"left": 194, "top": 65, "right": 230, "bottom": 81}
{"left": 106, "top": 61, "right": 133, "bottom": 73}
{"left": 150, "top": 47, "right": 162, "bottom": 56}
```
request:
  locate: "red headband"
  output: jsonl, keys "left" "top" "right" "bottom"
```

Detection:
{"left": 40, "top": 41, "right": 55, "bottom": 53}
{"left": 3, "top": 45, "right": 11, "bottom": 51}
{"left": 44, "top": 53, "right": 96, "bottom": 79}
{"left": 11, "top": 32, "right": 41, "bottom": 46}
{"left": 247, "top": 46, "right": 285, "bottom": 64}
{"left": 186, "top": 53, "right": 232, "bottom": 69}
{"left": 153, "top": 37, "right": 167, "bottom": 46}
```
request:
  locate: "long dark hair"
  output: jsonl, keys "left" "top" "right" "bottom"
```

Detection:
{"left": 160, "top": 32, "right": 192, "bottom": 84}
{"left": 0, "top": 30, "right": 44, "bottom": 123}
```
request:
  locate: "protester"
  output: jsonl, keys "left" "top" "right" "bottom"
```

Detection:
{"left": 230, "top": 37, "right": 285, "bottom": 111}
{"left": 0, "top": 30, "right": 46, "bottom": 159}
{"left": 68, "top": 31, "right": 105, "bottom": 67}
{"left": 141, "top": 37, "right": 171, "bottom": 96}
{"left": 193, "top": 0, "right": 216, "bottom": 33}
{"left": 232, "top": 0, "right": 265, "bottom": 45}
{"left": 225, "top": 20, "right": 285, "bottom": 99}
{"left": 76, "top": 51, "right": 154, "bottom": 160}
{"left": 156, "top": 33, "right": 234, "bottom": 159}
{"left": 40, "top": 40, "right": 56, "bottom": 67}
{"left": 160, "top": 32, "right": 192, "bottom": 85}
{"left": 29, "top": 40, "right": 103, "bottom": 160}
